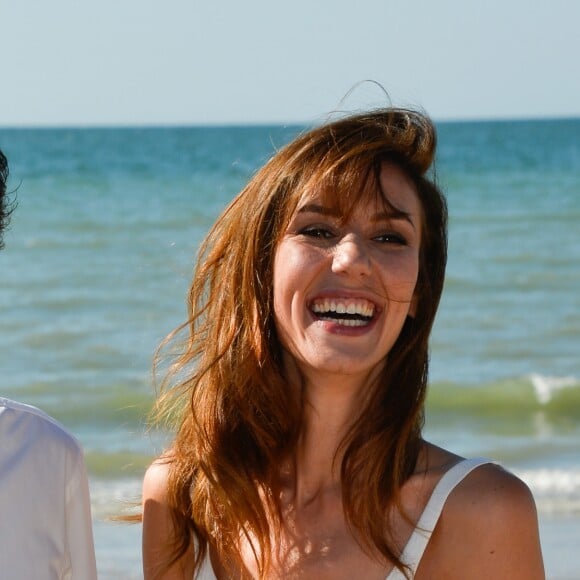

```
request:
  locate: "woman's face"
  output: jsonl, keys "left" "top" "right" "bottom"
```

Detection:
{"left": 272, "top": 162, "right": 423, "bottom": 384}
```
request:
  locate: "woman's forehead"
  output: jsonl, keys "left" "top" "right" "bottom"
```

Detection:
{"left": 293, "top": 162, "right": 420, "bottom": 219}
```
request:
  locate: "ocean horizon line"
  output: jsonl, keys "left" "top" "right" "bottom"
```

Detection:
{"left": 1, "top": 113, "right": 579, "bottom": 132}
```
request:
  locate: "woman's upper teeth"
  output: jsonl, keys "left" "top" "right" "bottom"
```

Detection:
{"left": 311, "top": 298, "right": 374, "bottom": 318}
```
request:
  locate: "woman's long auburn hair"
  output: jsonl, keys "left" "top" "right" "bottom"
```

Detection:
{"left": 153, "top": 107, "right": 448, "bottom": 578}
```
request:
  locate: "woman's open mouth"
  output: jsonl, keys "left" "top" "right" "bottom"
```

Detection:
{"left": 310, "top": 298, "right": 376, "bottom": 327}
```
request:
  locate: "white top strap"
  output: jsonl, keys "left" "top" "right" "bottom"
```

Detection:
{"left": 387, "top": 457, "right": 493, "bottom": 579}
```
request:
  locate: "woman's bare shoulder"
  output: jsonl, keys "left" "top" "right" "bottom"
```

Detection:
{"left": 421, "top": 448, "right": 545, "bottom": 579}
{"left": 448, "top": 461, "right": 540, "bottom": 532}
{"left": 143, "top": 456, "right": 173, "bottom": 503}
{"left": 420, "top": 442, "right": 536, "bottom": 512}
{"left": 142, "top": 455, "right": 196, "bottom": 579}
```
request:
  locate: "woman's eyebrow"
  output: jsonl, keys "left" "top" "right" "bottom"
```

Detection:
{"left": 374, "top": 208, "right": 416, "bottom": 230}
{"left": 297, "top": 203, "right": 416, "bottom": 230}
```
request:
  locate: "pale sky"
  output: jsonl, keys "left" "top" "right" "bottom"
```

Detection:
{"left": 1, "top": 0, "right": 579, "bottom": 126}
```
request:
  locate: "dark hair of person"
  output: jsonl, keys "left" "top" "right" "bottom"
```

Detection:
{"left": 0, "top": 149, "right": 13, "bottom": 249}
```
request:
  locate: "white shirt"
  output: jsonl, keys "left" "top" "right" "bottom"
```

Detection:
{"left": 0, "top": 397, "right": 97, "bottom": 579}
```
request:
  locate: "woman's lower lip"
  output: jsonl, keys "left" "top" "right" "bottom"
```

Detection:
{"left": 312, "top": 316, "right": 377, "bottom": 336}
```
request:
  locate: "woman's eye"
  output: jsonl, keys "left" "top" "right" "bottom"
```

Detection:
{"left": 374, "top": 232, "right": 407, "bottom": 245}
{"left": 300, "top": 227, "right": 335, "bottom": 239}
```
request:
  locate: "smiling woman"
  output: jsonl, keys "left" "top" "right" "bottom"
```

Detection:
{"left": 141, "top": 108, "right": 544, "bottom": 579}
{"left": 273, "top": 162, "right": 422, "bottom": 381}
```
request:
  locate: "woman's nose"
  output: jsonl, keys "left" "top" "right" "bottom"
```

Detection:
{"left": 331, "top": 236, "right": 371, "bottom": 277}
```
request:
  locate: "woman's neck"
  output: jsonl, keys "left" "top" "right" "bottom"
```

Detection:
{"left": 288, "top": 370, "right": 374, "bottom": 506}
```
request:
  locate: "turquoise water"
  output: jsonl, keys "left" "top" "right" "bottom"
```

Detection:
{"left": 1, "top": 120, "right": 579, "bottom": 576}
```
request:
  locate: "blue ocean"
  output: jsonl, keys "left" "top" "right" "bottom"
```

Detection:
{"left": 1, "top": 119, "right": 579, "bottom": 578}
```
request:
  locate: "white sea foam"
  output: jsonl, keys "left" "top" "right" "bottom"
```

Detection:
{"left": 89, "top": 477, "right": 142, "bottom": 519}
{"left": 529, "top": 373, "right": 578, "bottom": 404}
{"left": 517, "top": 468, "right": 580, "bottom": 514}
{"left": 88, "top": 469, "right": 580, "bottom": 518}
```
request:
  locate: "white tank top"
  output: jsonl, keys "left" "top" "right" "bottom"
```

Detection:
{"left": 196, "top": 457, "right": 492, "bottom": 579}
